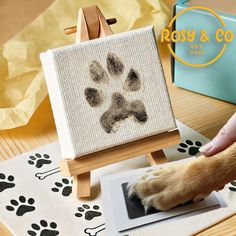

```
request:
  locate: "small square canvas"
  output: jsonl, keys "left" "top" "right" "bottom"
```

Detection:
{"left": 40, "top": 26, "right": 176, "bottom": 159}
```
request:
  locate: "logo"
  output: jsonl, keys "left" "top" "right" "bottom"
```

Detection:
{"left": 161, "top": 6, "right": 234, "bottom": 67}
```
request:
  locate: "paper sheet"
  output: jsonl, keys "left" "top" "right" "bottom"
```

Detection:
{"left": 0, "top": 0, "right": 170, "bottom": 130}
{"left": 0, "top": 120, "right": 235, "bottom": 236}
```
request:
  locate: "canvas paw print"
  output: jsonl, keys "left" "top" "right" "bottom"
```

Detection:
{"left": 40, "top": 26, "right": 176, "bottom": 159}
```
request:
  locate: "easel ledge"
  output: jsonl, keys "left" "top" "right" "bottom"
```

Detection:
{"left": 60, "top": 129, "right": 180, "bottom": 176}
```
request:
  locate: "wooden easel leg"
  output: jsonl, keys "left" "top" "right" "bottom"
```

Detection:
{"left": 146, "top": 149, "right": 168, "bottom": 166}
{"left": 72, "top": 172, "right": 91, "bottom": 198}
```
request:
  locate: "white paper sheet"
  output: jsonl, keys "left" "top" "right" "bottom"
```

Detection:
{"left": 0, "top": 120, "right": 235, "bottom": 236}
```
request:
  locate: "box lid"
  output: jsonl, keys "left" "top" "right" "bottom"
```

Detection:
{"left": 181, "top": 0, "right": 236, "bottom": 16}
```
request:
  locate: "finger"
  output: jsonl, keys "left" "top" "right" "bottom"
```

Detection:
{"left": 199, "top": 112, "right": 236, "bottom": 156}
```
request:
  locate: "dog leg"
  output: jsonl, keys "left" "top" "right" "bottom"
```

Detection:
{"left": 128, "top": 142, "right": 236, "bottom": 211}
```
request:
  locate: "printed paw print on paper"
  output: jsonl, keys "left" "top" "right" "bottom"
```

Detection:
{"left": 75, "top": 204, "right": 102, "bottom": 220}
{"left": 229, "top": 181, "right": 236, "bottom": 192}
{"left": 0, "top": 173, "right": 15, "bottom": 192}
{"left": 27, "top": 220, "right": 59, "bottom": 236}
{"left": 51, "top": 178, "right": 72, "bottom": 197}
{"left": 6, "top": 196, "right": 35, "bottom": 216}
{"left": 85, "top": 52, "right": 148, "bottom": 133}
{"left": 177, "top": 140, "right": 202, "bottom": 156}
{"left": 28, "top": 153, "right": 51, "bottom": 168}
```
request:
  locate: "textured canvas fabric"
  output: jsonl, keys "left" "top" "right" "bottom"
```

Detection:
{"left": 40, "top": 26, "right": 176, "bottom": 159}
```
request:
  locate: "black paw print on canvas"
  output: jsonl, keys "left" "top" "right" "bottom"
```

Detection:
{"left": 229, "top": 181, "right": 236, "bottom": 192}
{"left": 28, "top": 153, "right": 52, "bottom": 168}
{"left": 85, "top": 52, "right": 148, "bottom": 133}
{"left": 177, "top": 140, "right": 202, "bottom": 156}
{"left": 6, "top": 196, "right": 35, "bottom": 216}
{"left": 27, "top": 220, "right": 59, "bottom": 236}
{"left": 51, "top": 178, "right": 72, "bottom": 197}
{"left": 0, "top": 173, "right": 15, "bottom": 192}
{"left": 75, "top": 204, "right": 102, "bottom": 220}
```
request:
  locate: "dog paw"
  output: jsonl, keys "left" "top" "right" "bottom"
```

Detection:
{"left": 128, "top": 165, "right": 188, "bottom": 211}
{"left": 128, "top": 159, "right": 219, "bottom": 211}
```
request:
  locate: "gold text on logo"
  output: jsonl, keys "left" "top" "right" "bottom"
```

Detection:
{"left": 161, "top": 29, "right": 234, "bottom": 43}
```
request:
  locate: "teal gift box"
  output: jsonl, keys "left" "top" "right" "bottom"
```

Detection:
{"left": 171, "top": 0, "right": 236, "bottom": 104}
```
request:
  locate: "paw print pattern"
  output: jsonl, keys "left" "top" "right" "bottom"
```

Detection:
{"left": 229, "top": 181, "right": 236, "bottom": 192}
{"left": 177, "top": 140, "right": 202, "bottom": 156}
{"left": 27, "top": 220, "right": 59, "bottom": 236}
{"left": 6, "top": 196, "right": 35, "bottom": 216}
{"left": 75, "top": 204, "right": 102, "bottom": 220}
{"left": 0, "top": 173, "right": 15, "bottom": 192}
{"left": 28, "top": 153, "right": 51, "bottom": 168}
{"left": 85, "top": 52, "right": 148, "bottom": 134}
{"left": 51, "top": 178, "right": 72, "bottom": 197}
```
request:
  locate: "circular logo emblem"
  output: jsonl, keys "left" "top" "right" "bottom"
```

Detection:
{"left": 161, "top": 6, "right": 234, "bottom": 67}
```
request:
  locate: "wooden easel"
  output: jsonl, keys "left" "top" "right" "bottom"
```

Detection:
{"left": 60, "top": 5, "right": 181, "bottom": 198}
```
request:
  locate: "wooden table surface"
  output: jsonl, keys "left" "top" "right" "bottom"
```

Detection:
{"left": 0, "top": 0, "right": 236, "bottom": 235}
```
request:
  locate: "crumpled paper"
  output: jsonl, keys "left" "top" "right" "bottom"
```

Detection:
{"left": 0, "top": 0, "right": 170, "bottom": 130}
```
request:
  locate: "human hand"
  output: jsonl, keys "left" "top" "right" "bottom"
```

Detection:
{"left": 199, "top": 112, "right": 236, "bottom": 156}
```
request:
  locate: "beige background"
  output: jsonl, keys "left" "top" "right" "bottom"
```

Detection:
{"left": 0, "top": 0, "right": 236, "bottom": 235}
